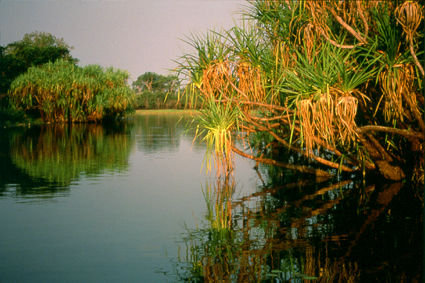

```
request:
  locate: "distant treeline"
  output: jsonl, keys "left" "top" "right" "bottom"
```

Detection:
{"left": 0, "top": 31, "right": 202, "bottom": 126}
{"left": 131, "top": 72, "right": 202, "bottom": 110}
{"left": 0, "top": 31, "right": 135, "bottom": 125}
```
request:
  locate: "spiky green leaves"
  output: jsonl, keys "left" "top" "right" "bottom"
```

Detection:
{"left": 193, "top": 95, "right": 241, "bottom": 175}
{"left": 9, "top": 59, "right": 135, "bottom": 122}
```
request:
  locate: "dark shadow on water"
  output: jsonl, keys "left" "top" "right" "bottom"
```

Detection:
{"left": 169, "top": 166, "right": 423, "bottom": 282}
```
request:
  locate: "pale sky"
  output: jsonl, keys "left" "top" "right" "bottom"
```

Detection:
{"left": 0, "top": 0, "right": 247, "bottom": 81}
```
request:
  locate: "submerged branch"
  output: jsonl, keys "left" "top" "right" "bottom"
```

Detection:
{"left": 363, "top": 132, "right": 394, "bottom": 163}
{"left": 356, "top": 130, "right": 405, "bottom": 180}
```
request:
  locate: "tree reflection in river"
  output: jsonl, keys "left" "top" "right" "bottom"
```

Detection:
{"left": 0, "top": 116, "right": 422, "bottom": 281}
{"left": 172, "top": 166, "right": 423, "bottom": 282}
{"left": 0, "top": 122, "right": 134, "bottom": 198}
{"left": 133, "top": 114, "right": 206, "bottom": 154}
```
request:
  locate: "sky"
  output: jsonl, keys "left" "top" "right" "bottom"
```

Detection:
{"left": 0, "top": 0, "right": 247, "bottom": 82}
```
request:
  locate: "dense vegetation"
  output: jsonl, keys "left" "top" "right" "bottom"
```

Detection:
{"left": 177, "top": 0, "right": 424, "bottom": 182}
{"left": 132, "top": 71, "right": 203, "bottom": 110}
{"left": 9, "top": 59, "right": 135, "bottom": 122}
{"left": 132, "top": 72, "right": 181, "bottom": 109}
{"left": 1, "top": 31, "right": 134, "bottom": 125}
{"left": 0, "top": 32, "right": 78, "bottom": 125}
{"left": 0, "top": 31, "right": 77, "bottom": 95}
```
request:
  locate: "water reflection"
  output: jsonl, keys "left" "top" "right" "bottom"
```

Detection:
{"left": 0, "top": 116, "right": 421, "bottom": 282}
{"left": 0, "top": 115, "right": 201, "bottom": 200}
{"left": 134, "top": 115, "right": 182, "bottom": 153}
{"left": 0, "top": 114, "right": 226, "bottom": 283}
{"left": 0, "top": 122, "right": 134, "bottom": 198}
{"left": 133, "top": 114, "right": 205, "bottom": 155}
{"left": 172, "top": 170, "right": 423, "bottom": 282}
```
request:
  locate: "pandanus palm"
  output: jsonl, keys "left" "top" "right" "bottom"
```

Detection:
{"left": 9, "top": 59, "right": 135, "bottom": 123}
{"left": 177, "top": 0, "right": 424, "bottom": 182}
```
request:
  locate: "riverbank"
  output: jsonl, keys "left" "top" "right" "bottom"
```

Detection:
{"left": 1, "top": 109, "right": 199, "bottom": 128}
{"left": 134, "top": 109, "right": 200, "bottom": 115}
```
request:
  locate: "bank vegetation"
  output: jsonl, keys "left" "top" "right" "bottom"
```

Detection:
{"left": 177, "top": 0, "right": 424, "bottom": 183}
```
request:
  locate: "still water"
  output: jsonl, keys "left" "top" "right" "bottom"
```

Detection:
{"left": 0, "top": 114, "right": 258, "bottom": 282}
{"left": 0, "top": 114, "right": 422, "bottom": 282}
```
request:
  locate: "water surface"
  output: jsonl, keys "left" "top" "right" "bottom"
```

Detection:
{"left": 0, "top": 115, "right": 258, "bottom": 282}
{"left": 0, "top": 114, "right": 422, "bottom": 282}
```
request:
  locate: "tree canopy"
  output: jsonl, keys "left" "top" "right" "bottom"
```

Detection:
{"left": 132, "top": 72, "right": 185, "bottom": 109}
{"left": 0, "top": 31, "right": 77, "bottom": 95}
{"left": 132, "top": 72, "right": 179, "bottom": 94}
{"left": 177, "top": 0, "right": 424, "bottom": 182}
{"left": 9, "top": 31, "right": 73, "bottom": 49}
{"left": 9, "top": 59, "right": 135, "bottom": 123}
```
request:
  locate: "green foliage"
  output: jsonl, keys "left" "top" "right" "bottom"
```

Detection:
{"left": 0, "top": 108, "right": 28, "bottom": 126}
{"left": 5, "top": 43, "right": 75, "bottom": 70}
{"left": 4, "top": 31, "right": 76, "bottom": 63}
{"left": 1, "top": 31, "right": 77, "bottom": 93}
{"left": 0, "top": 46, "right": 26, "bottom": 95}
{"left": 132, "top": 72, "right": 178, "bottom": 93}
{"left": 177, "top": 0, "right": 424, "bottom": 181}
{"left": 0, "top": 32, "right": 78, "bottom": 125}
{"left": 193, "top": 95, "right": 241, "bottom": 174}
{"left": 132, "top": 72, "right": 185, "bottom": 109}
{"left": 10, "top": 31, "right": 72, "bottom": 49}
{"left": 9, "top": 59, "right": 135, "bottom": 123}
{"left": 6, "top": 122, "right": 133, "bottom": 188}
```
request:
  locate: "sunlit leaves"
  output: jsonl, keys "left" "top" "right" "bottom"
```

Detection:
{"left": 176, "top": 0, "right": 424, "bottom": 180}
{"left": 9, "top": 59, "right": 135, "bottom": 123}
{"left": 192, "top": 95, "right": 241, "bottom": 175}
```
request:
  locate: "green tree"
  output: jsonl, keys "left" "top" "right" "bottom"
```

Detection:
{"left": 132, "top": 72, "right": 179, "bottom": 93}
{"left": 132, "top": 72, "right": 182, "bottom": 109}
{"left": 0, "top": 46, "right": 26, "bottom": 95}
{"left": 13, "top": 31, "right": 72, "bottom": 49}
{"left": 177, "top": 0, "right": 424, "bottom": 182}
{"left": 0, "top": 32, "right": 77, "bottom": 125}
{"left": 1, "top": 31, "right": 77, "bottom": 84}
{"left": 9, "top": 59, "right": 135, "bottom": 123}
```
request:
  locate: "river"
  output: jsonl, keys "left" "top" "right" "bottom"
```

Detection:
{"left": 0, "top": 114, "right": 422, "bottom": 282}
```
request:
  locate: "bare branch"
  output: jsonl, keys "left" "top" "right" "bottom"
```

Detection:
{"left": 231, "top": 145, "right": 331, "bottom": 177}
{"left": 359, "top": 125, "right": 425, "bottom": 140}
{"left": 246, "top": 115, "right": 356, "bottom": 172}
{"left": 328, "top": 5, "right": 367, "bottom": 44}
{"left": 356, "top": 1, "right": 369, "bottom": 39}
{"left": 409, "top": 36, "right": 425, "bottom": 77}
{"left": 315, "top": 25, "right": 357, "bottom": 49}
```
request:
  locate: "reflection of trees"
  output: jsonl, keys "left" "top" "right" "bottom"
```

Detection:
{"left": 134, "top": 114, "right": 204, "bottom": 154}
{"left": 172, "top": 169, "right": 422, "bottom": 282}
{"left": 0, "top": 127, "right": 59, "bottom": 196}
{"left": 0, "top": 122, "right": 134, "bottom": 198}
